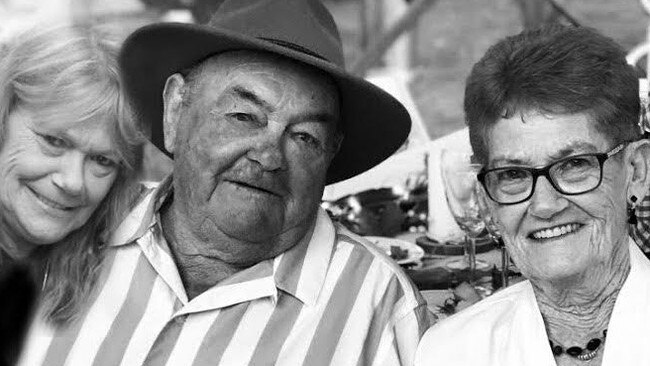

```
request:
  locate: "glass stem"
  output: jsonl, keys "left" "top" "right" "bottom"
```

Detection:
{"left": 501, "top": 244, "right": 509, "bottom": 287}
{"left": 466, "top": 235, "right": 476, "bottom": 283}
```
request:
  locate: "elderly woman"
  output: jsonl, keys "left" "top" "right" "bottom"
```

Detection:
{"left": 415, "top": 25, "right": 650, "bottom": 366}
{"left": 0, "top": 23, "right": 144, "bottom": 363}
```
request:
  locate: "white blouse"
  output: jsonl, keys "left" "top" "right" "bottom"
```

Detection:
{"left": 415, "top": 238, "right": 650, "bottom": 366}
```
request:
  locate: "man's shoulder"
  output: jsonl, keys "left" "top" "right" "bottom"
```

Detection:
{"left": 333, "top": 223, "right": 411, "bottom": 276}
{"left": 331, "top": 223, "right": 426, "bottom": 310}
{"left": 108, "top": 179, "right": 169, "bottom": 246}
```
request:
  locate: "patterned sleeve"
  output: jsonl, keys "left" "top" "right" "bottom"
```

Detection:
{"left": 372, "top": 280, "right": 433, "bottom": 366}
{"left": 392, "top": 302, "right": 434, "bottom": 366}
{"left": 632, "top": 192, "right": 650, "bottom": 256}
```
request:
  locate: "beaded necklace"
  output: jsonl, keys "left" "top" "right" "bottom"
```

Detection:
{"left": 549, "top": 330, "right": 607, "bottom": 361}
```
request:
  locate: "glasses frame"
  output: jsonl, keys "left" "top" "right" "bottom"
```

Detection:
{"left": 477, "top": 143, "right": 627, "bottom": 205}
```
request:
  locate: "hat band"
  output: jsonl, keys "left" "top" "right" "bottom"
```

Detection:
{"left": 258, "top": 37, "right": 330, "bottom": 62}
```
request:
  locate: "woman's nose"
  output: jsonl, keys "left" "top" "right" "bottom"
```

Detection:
{"left": 51, "top": 153, "right": 85, "bottom": 196}
{"left": 527, "top": 176, "right": 568, "bottom": 219}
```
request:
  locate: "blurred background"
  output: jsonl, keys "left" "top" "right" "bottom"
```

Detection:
{"left": 1, "top": 0, "right": 649, "bottom": 239}
{"left": 3, "top": 0, "right": 649, "bottom": 307}
{"left": 2, "top": 0, "right": 647, "bottom": 144}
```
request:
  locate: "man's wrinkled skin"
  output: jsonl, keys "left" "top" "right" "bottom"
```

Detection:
{"left": 160, "top": 51, "right": 341, "bottom": 299}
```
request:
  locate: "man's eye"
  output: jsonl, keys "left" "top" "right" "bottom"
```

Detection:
{"left": 294, "top": 132, "right": 321, "bottom": 149}
{"left": 41, "top": 134, "right": 67, "bottom": 148}
{"left": 228, "top": 113, "right": 256, "bottom": 123}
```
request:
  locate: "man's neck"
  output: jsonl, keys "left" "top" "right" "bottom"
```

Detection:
{"left": 160, "top": 202, "right": 247, "bottom": 300}
{"left": 159, "top": 199, "right": 317, "bottom": 301}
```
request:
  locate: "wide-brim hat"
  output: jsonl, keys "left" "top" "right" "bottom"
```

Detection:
{"left": 119, "top": 0, "right": 412, "bottom": 184}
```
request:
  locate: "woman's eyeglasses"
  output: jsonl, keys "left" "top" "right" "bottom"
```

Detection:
{"left": 477, "top": 144, "right": 626, "bottom": 205}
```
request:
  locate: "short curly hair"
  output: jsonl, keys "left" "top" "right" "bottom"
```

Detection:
{"left": 465, "top": 24, "right": 642, "bottom": 164}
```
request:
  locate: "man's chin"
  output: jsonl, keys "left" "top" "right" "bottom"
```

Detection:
{"left": 220, "top": 215, "right": 283, "bottom": 243}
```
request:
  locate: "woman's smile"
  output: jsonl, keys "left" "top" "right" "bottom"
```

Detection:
{"left": 26, "top": 185, "right": 80, "bottom": 213}
{"left": 528, "top": 223, "right": 584, "bottom": 241}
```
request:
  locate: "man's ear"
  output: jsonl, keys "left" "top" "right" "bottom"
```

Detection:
{"left": 162, "top": 73, "right": 187, "bottom": 154}
{"left": 626, "top": 139, "right": 650, "bottom": 200}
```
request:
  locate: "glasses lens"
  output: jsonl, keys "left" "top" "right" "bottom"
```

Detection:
{"left": 484, "top": 168, "right": 533, "bottom": 204}
{"left": 550, "top": 155, "right": 601, "bottom": 193}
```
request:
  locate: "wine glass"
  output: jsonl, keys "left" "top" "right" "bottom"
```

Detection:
{"left": 440, "top": 149, "right": 487, "bottom": 282}
{"left": 475, "top": 185, "right": 510, "bottom": 288}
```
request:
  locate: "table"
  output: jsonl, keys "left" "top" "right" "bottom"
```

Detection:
{"left": 391, "top": 232, "right": 523, "bottom": 317}
{"left": 406, "top": 247, "right": 507, "bottom": 289}
{"left": 393, "top": 232, "right": 510, "bottom": 288}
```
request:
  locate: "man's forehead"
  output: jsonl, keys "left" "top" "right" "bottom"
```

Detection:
{"left": 199, "top": 51, "right": 323, "bottom": 82}
{"left": 189, "top": 51, "right": 339, "bottom": 111}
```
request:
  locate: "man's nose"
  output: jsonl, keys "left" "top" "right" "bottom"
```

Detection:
{"left": 527, "top": 176, "right": 569, "bottom": 219}
{"left": 52, "top": 153, "right": 85, "bottom": 196}
{"left": 246, "top": 125, "right": 288, "bottom": 171}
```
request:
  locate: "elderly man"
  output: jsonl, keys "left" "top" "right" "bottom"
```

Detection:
{"left": 19, "top": 0, "right": 431, "bottom": 365}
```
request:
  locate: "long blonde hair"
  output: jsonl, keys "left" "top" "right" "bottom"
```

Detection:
{"left": 0, "top": 23, "right": 145, "bottom": 324}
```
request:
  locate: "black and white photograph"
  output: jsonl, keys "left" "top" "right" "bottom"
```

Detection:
{"left": 1, "top": 0, "right": 650, "bottom": 365}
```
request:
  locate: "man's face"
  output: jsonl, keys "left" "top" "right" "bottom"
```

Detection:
{"left": 165, "top": 51, "right": 340, "bottom": 262}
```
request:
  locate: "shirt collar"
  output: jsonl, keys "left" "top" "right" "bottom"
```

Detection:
{"left": 597, "top": 238, "right": 650, "bottom": 365}
{"left": 108, "top": 175, "right": 336, "bottom": 307}
{"left": 180, "top": 208, "right": 336, "bottom": 310}
{"left": 273, "top": 208, "right": 336, "bottom": 307}
{"left": 628, "top": 236, "right": 650, "bottom": 276}
{"left": 108, "top": 175, "right": 173, "bottom": 247}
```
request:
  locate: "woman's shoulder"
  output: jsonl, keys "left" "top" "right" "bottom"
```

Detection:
{"left": 415, "top": 280, "right": 534, "bottom": 364}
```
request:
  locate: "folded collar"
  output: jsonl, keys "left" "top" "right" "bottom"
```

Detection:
{"left": 108, "top": 175, "right": 173, "bottom": 247}
{"left": 108, "top": 175, "right": 336, "bottom": 307}
{"left": 273, "top": 208, "right": 336, "bottom": 307}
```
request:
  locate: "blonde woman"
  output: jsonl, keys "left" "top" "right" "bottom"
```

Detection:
{"left": 0, "top": 23, "right": 145, "bottom": 363}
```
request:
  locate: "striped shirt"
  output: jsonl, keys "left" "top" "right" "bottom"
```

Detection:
{"left": 20, "top": 178, "right": 431, "bottom": 366}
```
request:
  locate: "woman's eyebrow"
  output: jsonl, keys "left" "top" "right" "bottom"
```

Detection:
{"left": 547, "top": 141, "right": 599, "bottom": 161}
{"left": 490, "top": 141, "right": 600, "bottom": 167}
{"left": 489, "top": 156, "right": 531, "bottom": 167}
{"left": 57, "top": 131, "right": 117, "bottom": 157}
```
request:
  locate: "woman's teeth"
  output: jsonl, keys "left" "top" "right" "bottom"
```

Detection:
{"left": 530, "top": 224, "right": 581, "bottom": 240}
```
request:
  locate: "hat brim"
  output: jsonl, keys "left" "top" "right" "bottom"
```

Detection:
{"left": 120, "top": 22, "right": 411, "bottom": 184}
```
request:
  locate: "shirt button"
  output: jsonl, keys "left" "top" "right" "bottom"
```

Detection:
{"left": 174, "top": 315, "right": 186, "bottom": 325}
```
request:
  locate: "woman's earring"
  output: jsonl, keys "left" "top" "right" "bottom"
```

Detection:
{"left": 628, "top": 195, "right": 639, "bottom": 225}
{"left": 494, "top": 235, "right": 505, "bottom": 249}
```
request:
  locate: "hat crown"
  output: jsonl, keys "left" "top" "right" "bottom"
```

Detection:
{"left": 208, "top": 0, "right": 344, "bottom": 67}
